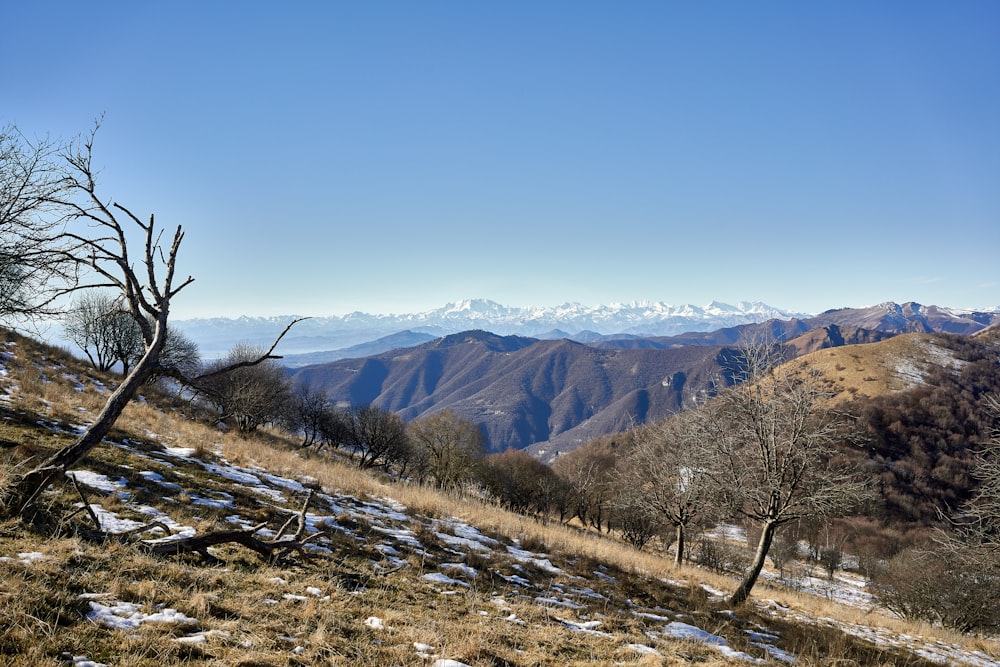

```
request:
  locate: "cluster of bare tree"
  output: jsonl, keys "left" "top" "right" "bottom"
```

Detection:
{"left": 64, "top": 291, "right": 201, "bottom": 378}
{"left": 292, "top": 388, "right": 486, "bottom": 490}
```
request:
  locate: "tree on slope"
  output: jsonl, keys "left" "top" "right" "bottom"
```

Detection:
{"left": 616, "top": 413, "right": 718, "bottom": 565}
{"left": 0, "top": 123, "right": 297, "bottom": 518}
{"left": 697, "top": 336, "right": 868, "bottom": 606}
{"left": 63, "top": 291, "right": 140, "bottom": 373}
{"left": 198, "top": 343, "right": 292, "bottom": 435}
{"left": 407, "top": 410, "right": 485, "bottom": 489}
{"left": 0, "top": 124, "right": 74, "bottom": 322}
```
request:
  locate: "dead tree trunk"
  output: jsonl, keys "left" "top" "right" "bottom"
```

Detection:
{"left": 2, "top": 319, "right": 166, "bottom": 517}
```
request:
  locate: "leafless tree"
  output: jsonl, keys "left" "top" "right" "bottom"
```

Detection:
{"left": 478, "top": 449, "right": 562, "bottom": 516}
{"left": 63, "top": 290, "right": 139, "bottom": 372}
{"left": 616, "top": 413, "right": 719, "bottom": 565}
{"left": 612, "top": 485, "right": 663, "bottom": 550}
{"left": 197, "top": 343, "right": 292, "bottom": 435}
{"left": 870, "top": 544, "right": 1000, "bottom": 632}
{"left": 153, "top": 325, "right": 201, "bottom": 381}
{"left": 345, "top": 404, "right": 410, "bottom": 470}
{"left": 284, "top": 384, "right": 350, "bottom": 451}
{"left": 696, "top": 335, "right": 868, "bottom": 605}
{"left": 552, "top": 440, "right": 620, "bottom": 532}
{"left": 883, "top": 393, "right": 1000, "bottom": 632}
{"left": 407, "top": 410, "right": 485, "bottom": 489}
{"left": 0, "top": 123, "right": 298, "bottom": 518}
{"left": 65, "top": 290, "right": 202, "bottom": 379}
{"left": 954, "top": 394, "right": 1000, "bottom": 546}
{"left": 0, "top": 125, "right": 74, "bottom": 322}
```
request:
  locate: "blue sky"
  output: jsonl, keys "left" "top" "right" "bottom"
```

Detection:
{"left": 5, "top": 2, "right": 999, "bottom": 318}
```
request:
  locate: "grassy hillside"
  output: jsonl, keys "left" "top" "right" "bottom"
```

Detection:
{"left": 1, "top": 329, "right": 997, "bottom": 665}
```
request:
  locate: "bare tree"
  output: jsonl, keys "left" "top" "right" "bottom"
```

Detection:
{"left": 345, "top": 404, "right": 410, "bottom": 470}
{"left": 478, "top": 449, "right": 562, "bottom": 516}
{"left": 552, "top": 440, "right": 620, "bottom": 532}
{"left": 696, "top": 336, "right": 868, "bottom": 605}
{"left": 153, "top": 325, "right": 201, "bottom": 381}
{"left": 617, "top": 414, "right": 718, "bottom": 565}
{"left": 954, "top": 394, "right": 1000, "bottom": 546}
{"left": 286, "top": 384, "right": 327, "bottom": 448}
{"left": 0, "top": 125, "right": 74, "bottom": 322}
{"left": 63, "top": 291, "right": 142, "bottom": 373}
{"left": 198, "top": 343, "right": 292, "bottom": 435}
{"left": 407, "top": 410, "right": 485, "bottom": 489}
{"left": 0, "top": 123, "right": 298, "bottom": 518}
{"left": 612, "top": 485, "right": 663, "bottom": 550}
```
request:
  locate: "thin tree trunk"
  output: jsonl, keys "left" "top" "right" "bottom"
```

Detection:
{"left": 674, "top": 523, "right": 686, "bottom": 567}
{"left": 729, "top": 520, "right": 777, "bottom": 606}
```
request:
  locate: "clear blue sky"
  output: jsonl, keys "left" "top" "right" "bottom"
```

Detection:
{"left": 5, "top": 2, "right": 999, "bottom": 318}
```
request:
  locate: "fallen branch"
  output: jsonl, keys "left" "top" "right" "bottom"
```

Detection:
{"left": 140, "top": 527, "right": 330, "bottom": 564}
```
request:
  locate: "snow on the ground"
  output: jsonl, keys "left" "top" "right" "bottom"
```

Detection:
{"left": 754, "top": 598, "right": 999, "bottom": 666}
{"left": 67, "top": 470, "right": 130, "bottom": 496}
{"left": 0, "top": 551, "right": 47, "bottom": 564}
{"left": 2, "top": 397, "right": 987, "bottom": 667}
{"left": 657, "top": 621, "right": 763, "bottom": 662}
{"left": 84, "top": 598, "right": 199, "bottom": 630}
{"left": 703, "top": 523, "right": 747, "bottom": 543}
{"left": 70, "top": 657, "right": 107, "bottom": 667}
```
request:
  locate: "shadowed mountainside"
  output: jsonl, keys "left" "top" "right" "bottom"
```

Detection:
{"left": 289, "top": 302, "right": 1000, "bottom": 455}
{"left": 290, "top": 330, "right": 739, "bottom": 453}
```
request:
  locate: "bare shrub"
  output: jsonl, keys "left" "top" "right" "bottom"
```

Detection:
{"left": 870, "top": 545, "right": 1000, "bottom": 632}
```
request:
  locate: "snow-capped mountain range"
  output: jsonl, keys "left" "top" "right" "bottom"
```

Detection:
{"left": 174, "top": 298, "right": 811, "bottom": 358}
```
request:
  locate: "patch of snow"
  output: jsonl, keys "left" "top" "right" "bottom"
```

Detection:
{"left": 703, "top": 523, "right": 747, "bottom": 543}
{"left": 436, "top": 530, "right": 494, "bottom": 553}
{"left": 161, "top": 446, "right": 197, "bottom": 458}
{"left": 440, "top": 562, "right": 478, "bottom": 578}
{"left": 0, "top": 551, "right": 47, "bottom": 565}
{"left": 557, "top": 617, "right": 613, "bottom": 637}
{"left": 137, "top": 470, "right": 182, "bottom": 491}
{"left": 66, "top": 470, "right": 129, "bottom": 495}
{"left": 507, "top": 546, "right": 564, "bottom": 574}
{"left": 190, "top": 494, "right": 234, "bottom": 509}
{"left": 699, "top": 583, "right": 728, "bottom": 599}
{"left": 535, "top": 596, "right": 584, "bottom": 610}
{"left": 658, "top": 622, "right": 762, "bottom": 663}
{"left": 83, "top": 505, "right": 146, "bottom": 533}
{"left": 423, "top": 572, "right": 469, "bottom": 588}
{"left": 86, "top": 600, "right": 198, "bottom": 630}
{"left": 413, "top": 642, "right": 437, "bottom": 659}
{"left": 632, "top": 610, "right": 673, "bottom": 622}
{"left": 174, "top": 630, "right": 230, "bottom": 645}
{"left": 71, "top": 657, "right": 107, "bottom": 667}
{"left": 200, "top": 461, "right": 262, "bottom": 485}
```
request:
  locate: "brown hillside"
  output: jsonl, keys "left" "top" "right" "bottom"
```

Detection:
{"left": 784, "top": 333, "right": 970, "bottom": 404}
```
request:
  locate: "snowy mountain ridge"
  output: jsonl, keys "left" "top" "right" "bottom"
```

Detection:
{"left": 175, "top": 299, "right": 810, "bottom": 357}
{"left": 174, "top": 299, "right": 1000, "bottom": 360}
{"left": 183, "top": 298, "right": 804, "bottom": 331}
